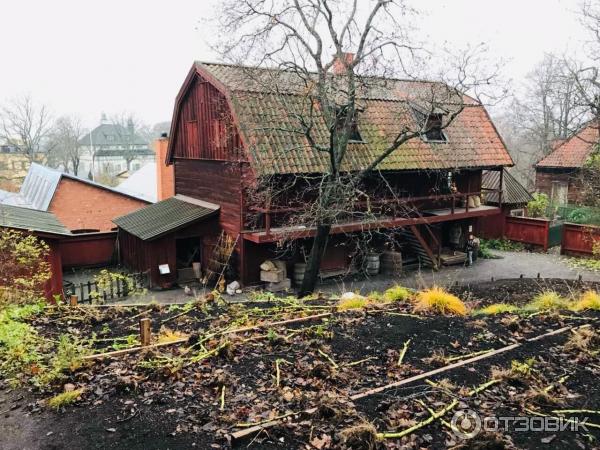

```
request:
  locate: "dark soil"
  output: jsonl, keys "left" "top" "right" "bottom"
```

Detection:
{"left": 1, "top": 278, "right": 600, "bottom": 450}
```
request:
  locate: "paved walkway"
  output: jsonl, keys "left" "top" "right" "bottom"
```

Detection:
{"left": 100, "top": 250, "right": 600, "bottom": 304}
{"left": 316, "top": 250, "right": 600, "bottom": 296}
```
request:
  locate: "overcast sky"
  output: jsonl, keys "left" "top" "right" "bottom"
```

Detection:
{"left": 0, "top": 0, "right": 587, "bottom": 130}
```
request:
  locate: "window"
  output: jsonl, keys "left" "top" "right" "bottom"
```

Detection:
{"left": 335, "top": 107, "right": 364, "bottom": 143}
{"left": 413, "top": 108, "right": 448, "bottom": 143}
{"left": 510, "top": 208, "right": 525, "bottom": 217}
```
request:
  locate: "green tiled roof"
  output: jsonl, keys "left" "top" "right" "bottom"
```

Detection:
{"left": 0, "top": 204, "right": 71, "bottom": 236}
{"left": 194, "top": 62, "right": 514, "bottom": 175}
{"left": 113, "top": 195, "right": 219, "bottom": 241}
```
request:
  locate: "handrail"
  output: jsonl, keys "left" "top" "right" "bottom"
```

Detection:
{"left": 250, "top": 189, "right": 499, "bottom": 214}
{"left": 254, "top": 189, "right": 498, "bottom": 237}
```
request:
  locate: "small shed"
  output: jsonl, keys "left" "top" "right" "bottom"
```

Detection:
{"left": 0, "top": 204, "right": 71, "bottom": 300}
{"left": 477, "top": 169, "right": 533, "bottom": 239}
{"left": 113, "top": 195, "right": 220, "bottom": 288}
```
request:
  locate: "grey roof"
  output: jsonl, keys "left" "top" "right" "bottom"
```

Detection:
{"left": 95, "top": 148, "right": 154, "bottom": 157}
{"left": 79, "top": 123, "right": 148, "bottom": 147}
{"left": 113, "top": 195, "right": 219, "bottom": 241}
{"left": 482, "top": 169, "right": 533, "bottom": 206}
{"left": 0, "top": 163, "right": 150, "bottom": 210}
{"left": 115, "top": 163, "right": 157, "bottom": 203}
{"left": 0, "top": 204, "right": 71, "bottom": 236}
{"left": 18, "top": 163, "right": 63, "bottom": 209}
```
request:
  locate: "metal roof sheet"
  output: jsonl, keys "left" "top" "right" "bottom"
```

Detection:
{"left": 0, "top": 204, "right": 71, "bottom": 236}
{"left": 0, "top": 163, "right": 150, "bottom": 211}
{"left": 113, "top": 195, "right": 219, "bottom": 241}
{"left": 482, "top": 169, "right": 532, "bottom": 206}
{"left": 115, "top": 163, "right": 157, "bottom": 203}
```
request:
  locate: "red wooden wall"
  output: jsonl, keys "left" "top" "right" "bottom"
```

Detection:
{"left": 170, "top": 74, "right": 244, "bottom": 161}
{"left": 60, "top": 232, "right": 117, "bottom": 268}
{"left": 44, "top": 240, "right": 64, "bottom": 301}
{"left": 561, "top": 223, "right": 600, "bottom": 257}
{"left": 504, "top": 216, "right": 550, "bottom": 250}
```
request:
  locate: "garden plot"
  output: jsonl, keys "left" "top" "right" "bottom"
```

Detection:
{"left": 1, "top": 279, "right": 600, "bottom": 450}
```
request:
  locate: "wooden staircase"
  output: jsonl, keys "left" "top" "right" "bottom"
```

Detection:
{"left": 399, "top": 225, "right": 440, "bottom": 270}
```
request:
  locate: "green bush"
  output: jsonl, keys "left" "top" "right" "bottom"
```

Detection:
{"left": 567, "top": 208, "right": 590, "bottom": 224}
{"left": 527, "top": 193, "right": 549, "bottom": 218}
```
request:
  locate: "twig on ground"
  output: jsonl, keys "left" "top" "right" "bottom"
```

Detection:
{"left": 397, "top": 339, "right": 411, "bottom": 366}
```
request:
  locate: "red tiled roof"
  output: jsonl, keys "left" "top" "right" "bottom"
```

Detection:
{"left": 195, "top": 62, "right": 513, "bottom": 175}
{"left": 536, "top": 123, "right": 600, "bottom": 169}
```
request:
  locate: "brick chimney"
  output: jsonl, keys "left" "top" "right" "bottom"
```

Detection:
{"left": 332, "top": 52, "right": 355, "bottom": 75}
{"left": 154, "top": 134, "right": 174, "bottom": 201}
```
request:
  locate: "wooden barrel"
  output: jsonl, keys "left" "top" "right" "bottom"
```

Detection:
{"left": 293, "top": 263, "right": 306, "bottom": 287}
{"left": 365, "top": 254, "right": 380, "bottom": 276}
{"left": 381, "top": 251, "right": 402, "bottom": 275}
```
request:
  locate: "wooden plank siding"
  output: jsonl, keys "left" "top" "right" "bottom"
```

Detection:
{"left": 170, "top": 75, "right": 244, "bottom": 161}
{"left": 561, "top": 223, "right": 600, "bottom": 257}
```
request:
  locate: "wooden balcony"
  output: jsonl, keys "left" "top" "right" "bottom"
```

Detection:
{"left": 242, "top": 189, "right": 502, "bottom": 244}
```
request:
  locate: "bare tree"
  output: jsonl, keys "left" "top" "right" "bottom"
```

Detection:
{"left": 47, "top": 116, "right": 85, "bottom": 175}
{"left": 216, "top": 0, "right": 503, "bottom": 295}
{"left": 0, "top": 95, "right": 53, "bottom": 162}
{"left": 495, "top": 54, "right": 587, "bottom": 188}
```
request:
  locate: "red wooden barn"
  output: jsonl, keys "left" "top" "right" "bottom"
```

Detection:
{"left": 535, "top": 121, "right": 599, "bottom": 205}
{"left": 115, "top": 62, "right": 514, "bottom": 288}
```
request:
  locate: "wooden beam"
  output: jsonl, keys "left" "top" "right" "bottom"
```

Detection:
{"left": 242, "top": 207, "right": 502, "bottom": 243}
{"left": 409, "top": 225, "right": 438, "bottom": 270}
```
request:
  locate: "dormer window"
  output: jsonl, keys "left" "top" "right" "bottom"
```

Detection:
{"left": 413, "top": 108, "right": 448, "bottom": 143}
{"left": 335, "top": 107, "right": 364, "bottom": 143}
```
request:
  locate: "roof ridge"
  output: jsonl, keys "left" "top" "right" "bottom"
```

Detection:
{"left": 195, "top": 60, "right": 443, "bottom": 85}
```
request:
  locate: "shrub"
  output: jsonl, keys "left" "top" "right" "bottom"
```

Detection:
{"left": 414, "top": 287, "right": 468, "bottom": 316}
{"left": 571, "top": 290, "right": 600, "bottom": 311}
{"left": 0, "top": 229, "right": 51, "bottom": 305}
{"left": 480, "top": 238, "right": 525, "bottom": 252}
{"left": 527, "top": 193, "right": 549, "bottom": 218}
{"left": 337, "top": 295, "right": 368, "bottom": 311}
{"left": 475, "top": 303, "right": 519, "bottom": 315}
{"left": 382, "top": 285, "right": 411, "bottom": 302}
{"left": 46, "top": 389, "right": 84, "bottom": 410}
{"left": 526, "top": 291, "right": 571, "bottom": 311}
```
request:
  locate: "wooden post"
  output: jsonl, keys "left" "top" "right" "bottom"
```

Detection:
{"left": 139, "top": 318, "right": 152, "bottom": 346}
{"left": 498, "top": 168, "right": 504, "bottom": 207}
{"left": 69, "top": 295, "right": 78, "bottom": 307}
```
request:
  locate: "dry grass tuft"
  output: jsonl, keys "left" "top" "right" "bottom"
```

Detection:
{"left": 339, "top": 422, "right": 378, "bottom": 450}
{"left": 526, "top": 387, "right": 565, "bottom": 406}
{"left": 382, "top": 285, "right": 412, "bottom": 303}
{"left": 157, "top": 327, "right": 188, "bottom": 344}
{"left": 337, "top": 295, "right": 369, "bottom": 311}
{"left": 423, "top": 349, "right": 448, "bottom": 367}
{"left": 414, "top": 287, "right": 468, "bottom": 316}
{"left": 571, "top": 290, "right": 600, "bottom": 312}
{"left": 565, "top": 327, "right": 598, "bottom": 353}
{"left": 476, "top": 303, "right": 519, "bottom": 315}
{"left": 46, "top": 389, "right": 84, "bottom": 409}
{"left": 525, "top": 291, "right": 571, "bottom": 311}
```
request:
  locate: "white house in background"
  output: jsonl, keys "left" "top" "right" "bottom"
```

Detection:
{"left": 78, "top": 114, "right": 155, "bottom": 179}
{"left": 115, "top": 162, "right": 157, "bottom": 203}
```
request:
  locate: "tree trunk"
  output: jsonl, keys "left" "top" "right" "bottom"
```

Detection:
{"left": 298, "top": 224, "right": 331, "bottom": 297}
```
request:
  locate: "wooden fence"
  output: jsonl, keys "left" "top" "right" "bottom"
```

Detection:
{"left": 504, "top": 216, "right": 551, "bottom": 251}
{"left": 64, "top": 272, "right": 146, "bottom": 304}
{"left": 561, "top": 223, "right": 600, "bottom": 257}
